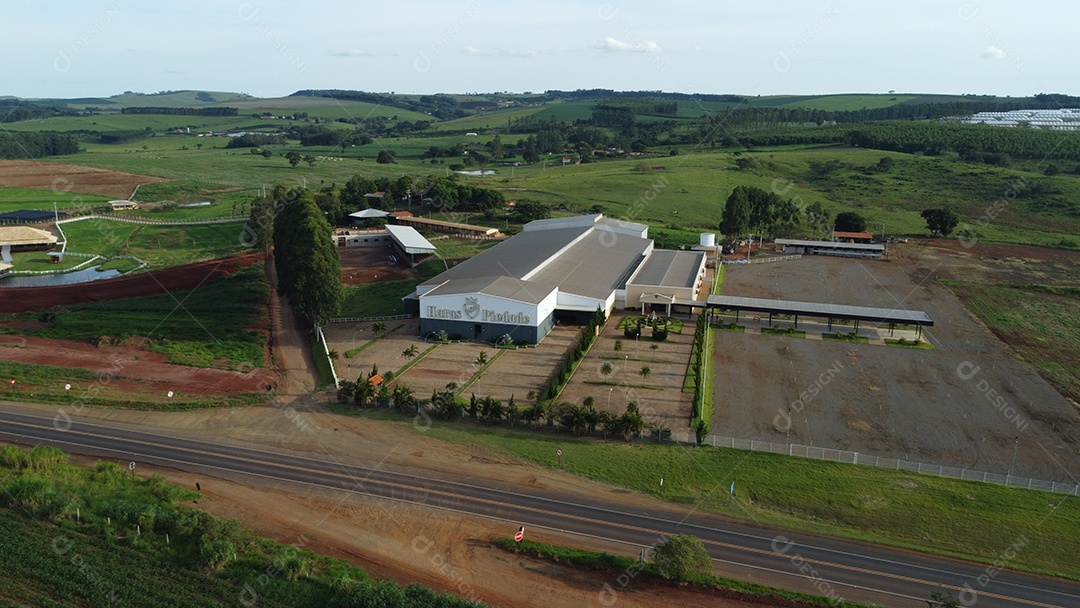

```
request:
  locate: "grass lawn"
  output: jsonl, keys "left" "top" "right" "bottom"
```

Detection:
{"left": 6, "top": 251, "right": 94, "bottom": 272}
{"left": 1, "top": 264, "right": 268, "bottom": 370}
{"left": 59, "top": 218, "right": 251, "bottom": 266}
{"left": 409, "top": 421, "right": 1080, "bottom": 580}
{"left": 0, "top": 186, "right": 110, "bottom": 211}
{"left": 312, "top": 338, "right": 336, "bottom": 389}
{"left": 340, "top": 278, "right": 421, "bottom": 318}
{"left": 947, "top": 281, "right": 1080, "bottom": 403}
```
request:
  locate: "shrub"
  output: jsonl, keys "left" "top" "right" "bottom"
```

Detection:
{"left": 0, "top": 445, "right": 26, "bottom": 469}
{"left": 652, "top": 534, "right": 712, "bottom": 581}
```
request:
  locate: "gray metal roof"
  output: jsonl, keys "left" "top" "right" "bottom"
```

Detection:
{"left": 706, "top": 295, "right": 934, "bottom": 326}
{"left": 629, "top": 250, "right": 704, "bottom": 288}
{"left": 385, "top": 224, "right": 436, "bottom": 254}
{"left": 422, "top": 275, "right": 555, "bottom": 305}
{"left": 527, "top": 229, "right": 651, "bottom": 300}
{"left": 775, "top": 238, "right": 885, "bottom": 252}
{"left": 419, "top": 226, "right": 589, "bottom": 287}
{"left": 349, "top": 209, "right": 391, "bottom": 219}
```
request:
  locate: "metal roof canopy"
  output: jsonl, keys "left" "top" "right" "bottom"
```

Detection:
{"left": 774, "top": 238, "right": 885, "bottom": 252}
{"left": 385, "top": 224, "right": 436, "bottom": 255}
{"left": 706, "top": 295, "right": 934, "bottom": 326}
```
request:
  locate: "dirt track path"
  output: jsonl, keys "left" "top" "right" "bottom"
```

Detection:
{"left": 265, "top": 254, "right": 317, "bottom": 399}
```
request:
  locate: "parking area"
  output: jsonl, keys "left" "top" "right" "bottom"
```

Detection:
{"left": 711, "top": 254, "right": 1080, "bottom": 481}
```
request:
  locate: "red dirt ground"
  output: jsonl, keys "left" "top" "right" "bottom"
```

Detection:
{"left": 917, "top": 237, "right": 1080, "bottom": 262}
{"left": 338, "top": 246, "right": 415, "bottom": 286}
{"left": 0, "top": 252, "right": 264, "bottom": 313}
{"left": 0, "top": 160, "right": 169, "bottom": 200}
{"left": 0, "top": 334, "right": 272, "bottom": 396}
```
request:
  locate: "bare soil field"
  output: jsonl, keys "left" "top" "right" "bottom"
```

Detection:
{"left": 338, "top": 245, "right": 415, "bottom": 286}
{"left": 476, "top": 329, "right": 578, "bottom": 404}
{"left": 560, "top": 312, "right": 696, "bottom": 431}
{"left": 0, "top": 160, "right": 168, "bottom": 199}
{"left": 324, "top": 319, "right": 421, "bottom": 382}
{"left": 712, "top": 247, "right": 1080, "bottom": 481}
{"left": 0, "top": 252, "right": 264, "bottom": 313}
{"left": 397, "top": 341, "right": 494, "bottom": 396}
{"left": 0, "top": 334, "right": 272, "bottom": 397}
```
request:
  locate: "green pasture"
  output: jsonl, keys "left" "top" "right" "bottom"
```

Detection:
{"left": 947, "top": 282, "right": 1080, "bottom": 403}
{"left": 2, "top": 264, "right": 267, "bottom": 369}
{"left": 59, "top": 218, "right": 250, "bottom": 266}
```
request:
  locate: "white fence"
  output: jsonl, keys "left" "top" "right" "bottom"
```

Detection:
{"left": 8, "top": 253, "right": 101, "bottom": 276}
{"left": 667, "top": 432, "right": 1080, "bottom": 496}
{"left": 57, "top": 214, "right": 247, "bottom": 226}
{"left": 314, "top": 324, "right": 340, "bottom": 389}
{"left": 328, "top": 314, "right": 412, "bottom": 324}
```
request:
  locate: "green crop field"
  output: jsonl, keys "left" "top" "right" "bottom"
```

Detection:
{"left": 776, "top": 93, "right": 916, "bottom": 110}
{"left": 225, "top": 96, "right": 436, "bottom": 122}
{"left": 433, "top": 106, "right": 551, "bottom": 132}
{"left": 948, "top": 282, "right": 1080, "bottom": 403}
{"left": 0, "top": 445, "right": 482, "bottom": 608}
{"left": 0, "top": 186, "right": 110, "bottom": 211}
{"left": 415, "top": 422, "right": 1080, "bottom": 580}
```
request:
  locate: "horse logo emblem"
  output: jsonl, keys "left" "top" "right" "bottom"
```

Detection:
{"left": 463, "top": 297, "right": 480, "bottom": 319}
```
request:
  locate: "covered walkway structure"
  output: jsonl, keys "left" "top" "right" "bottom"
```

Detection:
{"left": 705, "top": 295, "right": 933, "bottom": 336}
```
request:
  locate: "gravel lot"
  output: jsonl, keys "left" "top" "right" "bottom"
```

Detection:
{"left": 711, "top": 252, "right": 1080, "bottom": 482}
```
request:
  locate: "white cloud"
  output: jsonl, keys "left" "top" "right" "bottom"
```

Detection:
{"left": 982, "top": 46, "right": 1006, "bottom": 60}
{"left": 331, "top": 49, "right": 373, "bottom": 57}
{"left": 595, "top": 37, "right": 661, "bottom": 53}
{"left": 462, "top": 46, "right": 538, "bottom": 58}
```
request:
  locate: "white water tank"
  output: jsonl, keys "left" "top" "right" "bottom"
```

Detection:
{"left": 699, "top": 233, "right": 716, "bottom": 247}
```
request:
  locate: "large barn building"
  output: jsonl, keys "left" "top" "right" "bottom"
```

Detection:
{"left": 405, "top": 214, "right": 706, "bottom": 344}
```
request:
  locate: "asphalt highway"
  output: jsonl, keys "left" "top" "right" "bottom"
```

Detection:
{"left": 1, "top": 406, "right": 1076, "bottom": 607}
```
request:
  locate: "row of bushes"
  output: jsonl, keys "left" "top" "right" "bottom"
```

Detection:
{"left": 689, "top": 310, "right": 710, "bottom": 442}
{"left": 538, "top": 308, "right": 607, "bottom": 402}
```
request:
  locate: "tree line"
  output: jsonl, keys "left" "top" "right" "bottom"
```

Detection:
{"left": 120, "top": 106, "right": 239, "bottom": 116}
{"left": 248, "top": 185, "right": 343, "bottom": 325}
{"left": 0, "top": 100, "right": 76, "bottom": 123}
{"left": 703, "top": 121, "right": 1080, "bottom": 162}
{"left": 0, "top": 132, "right": 80, "bottom": 158}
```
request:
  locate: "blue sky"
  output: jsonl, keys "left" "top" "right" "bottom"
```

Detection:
{"left": 5, "top": 0, "right": 1073, "bottom": 99}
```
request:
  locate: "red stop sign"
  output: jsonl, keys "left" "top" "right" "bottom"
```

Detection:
{"left": 514, "top": 527, "right": 524, "bottom": 542}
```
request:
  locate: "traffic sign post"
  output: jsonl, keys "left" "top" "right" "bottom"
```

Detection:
{"left": 556, "top": 448, "right": 562, "bottom": 469}
{"left": 128, "top": 461, "right": 136, "bottom": 475}
{"left": 514, "top": 526, "right": 524, "bottom": 542}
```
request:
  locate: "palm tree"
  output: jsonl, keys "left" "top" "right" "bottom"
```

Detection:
{"left": 327, "top": 349, "right": 339, "bottom": 361}
{"left": 639, "top": 365, "right": 652, "bottom": 381}
{"left": 614, "top": 339, "right": 623, "bottom": 352}
{"left": 401, "top": 345, "right": 419, "bottom": 360}
{"left": 353, "top": 380, "right": 376, "bottom": 407}
{"left": 372, "top": 321, "right": 386, "bottom": 336}
{"left": 475, "top": 351, "right": 489, "bottom": 367}
{"left": 391, "top": 383, "right": 416, "bottom": 414}
{"left": 600, "top": 362, "right": 613, "bottom": 377}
